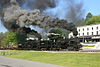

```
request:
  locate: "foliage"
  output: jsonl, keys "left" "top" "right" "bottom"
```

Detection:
{"left": 6, "top": 32, "right": 18, "bottom": 46}
{"left": 4, "top": 51, "right": 100, "bottom": 67}
{"left": 6, "top": 32, "right": 27, "bottom": 46}
{"left": 1, "top": 38, "right": 6, "bottom": 47}
{"left": 49, "top": 29, "right": 63, "bottom": 34}
{"left": 48, "top": 29, "right": 63, "bottom": 38}
{"left": 16, "top": 33, "right": 27, "bottom": 44}
{"left": 0, "top": 32, "right": 9, "bottom": 47}
{"left": 84, "top": 15, "right": 100, "bottom": 25}
{"left": 48, "top": 29, "right": 69, "bottom": 38}
{"left": 0, "top": 32, "right": 27, "bottom": 47}
{"left": 85, "top": 12, "right": 93, "bottom": 22}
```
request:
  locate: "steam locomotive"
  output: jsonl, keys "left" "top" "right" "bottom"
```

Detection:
{"left": 18, "top": 35, "right": 82, "bottom": 51}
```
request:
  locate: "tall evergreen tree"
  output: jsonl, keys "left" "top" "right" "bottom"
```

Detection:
{"left": 85, "top": 12, "right": 93, "bottom": 22}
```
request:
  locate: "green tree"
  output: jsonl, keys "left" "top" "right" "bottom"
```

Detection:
{"left": 0, "top": 32, "right": 8, "bottom": 47}
{"left": 48, "top": 29, "right": 69, "bottom": 38}
{"left": 0, "top": 32, "right": 27, "bottom": 47}
{"left": 6, "top": 32, "right": 27, "bottom": 46}
{"left": 49, "top": 29, "right": 63, "bottom": 35}
{"left": 16, "top": 33, "right": 27, "bottom": 44}
{"left": 85, "top": 12, "right": 93, "bottom": 22}
{"left": 0, "top": 32, "right": 3, "bottom": 46}
{"left": 6, "top": 32, "right": 17, "bottom": 46}
{"left": 1, "top": 38, "right": 6, "bottom": 47}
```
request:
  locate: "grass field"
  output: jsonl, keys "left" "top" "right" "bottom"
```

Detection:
{"left": 1, "top": 51, "right": 100, "bottom": 67}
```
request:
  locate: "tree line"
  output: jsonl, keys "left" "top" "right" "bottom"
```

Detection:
{"left": 84, "top": 12, "right": 100, "bottom": 25}
{"left": 0, "top": 32, "right": 27, "bottom": 49}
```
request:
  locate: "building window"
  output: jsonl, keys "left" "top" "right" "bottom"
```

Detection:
{"left": 83, "top": 33, "right": 84, "bottom": 36}
{"left": 87, "top": 32, "right": 89, "bottom": 35}
{"left": 79, "top": 29, "right": 80, "bottom": 32}
{"left": 97, "top": 31, "right": 98, "bottom": 35}
{"left": 92, "top": 27, "right": 93, "bottom": 30}
{"left": 92, "top": 32, "right": 93, "bottom": 35}
{"left": 87, "top": 28, "right": 89, "bottom": 30}
{"left": 79, "top": 33, "right": 80, "bottom": 36}
{"left": 83, "top": 28, "right": 84, "bottom": 31}
{"left": 97, "top": 27, "right": 98, "bottom": 29}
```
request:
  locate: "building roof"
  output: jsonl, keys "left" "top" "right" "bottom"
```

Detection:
{"left": 77, "top": 24, "right": 100, "bottom": 28}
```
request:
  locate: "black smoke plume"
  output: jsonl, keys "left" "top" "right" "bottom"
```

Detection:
{"left": 24, "top": 0, "right": 55, "bottom": 11}
{"left": 0, "top": 0, "right": 55, "bottom": 14}
{"left": 1, "top": 0, "right": 78, "bottom": 38}
{"left": 44, "top": 0, "right": 85, "bottom": 26}
{"left": 66, "top": 0, "right": 85, "bottom": 26}
{"left": 0, "top": 0, "right": 85, "bottom": 26}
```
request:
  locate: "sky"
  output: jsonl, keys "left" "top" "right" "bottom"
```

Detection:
{"left": 0, "top": 19, "right": 7, "bottom": 33}
{"left": 84, "top": 0, "right": 100, "bottom": 16}
{"left": 0, "top": 0, "right": 100, "bottom": 33}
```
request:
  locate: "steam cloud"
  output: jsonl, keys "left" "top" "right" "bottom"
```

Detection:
{"left": 0, "top": 0, "right": 80, "bottom": 39}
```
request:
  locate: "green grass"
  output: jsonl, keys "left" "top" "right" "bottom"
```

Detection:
{"left": 83, "top": 45, "right": 95, "bottom": 47}
{"left": 2, "top": 51, "right": 100, "bottom": 67}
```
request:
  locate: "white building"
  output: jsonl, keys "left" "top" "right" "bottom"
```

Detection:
{"left": 69, "top": 24, "right": 100, "bottom": 42}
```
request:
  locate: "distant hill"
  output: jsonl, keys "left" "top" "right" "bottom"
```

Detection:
{"left": 84, "top": 15, "right": 100, "bottom": 25}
